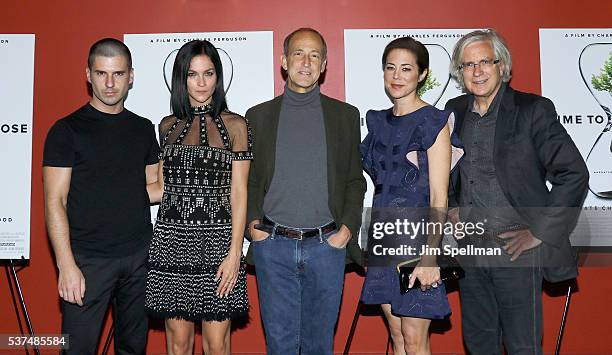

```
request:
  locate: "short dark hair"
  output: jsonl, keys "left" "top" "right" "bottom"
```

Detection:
{"left": 283, "top": 28, "right": 327, "bottom": 60}
{"left": 170, "top": 40, "right": 227, "bottom": 120}
{"left": 382, "top": 37, "right": 429, "bottom": 91}
{"left": 88, "top": 38, "right": 132, "bottom": 69}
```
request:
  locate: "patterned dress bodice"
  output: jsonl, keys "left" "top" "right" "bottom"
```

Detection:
{"left": 153, "top": 105, "right": 252, "bottom": 267}
{"left": 159, "top": 145, "right": 233, "bottom": 225}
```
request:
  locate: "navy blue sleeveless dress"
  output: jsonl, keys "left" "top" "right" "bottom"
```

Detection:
{"left": 360, "top": 106, "right": 463, "bottom": 319}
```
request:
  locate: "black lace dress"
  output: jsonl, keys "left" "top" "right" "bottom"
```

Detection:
{"left": 145, "top": 105, "right": 252, "bottom": 321}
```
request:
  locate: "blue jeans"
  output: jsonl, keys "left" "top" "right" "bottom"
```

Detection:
{"left": 252, "top": 225, "right": 346, "bottom": 355}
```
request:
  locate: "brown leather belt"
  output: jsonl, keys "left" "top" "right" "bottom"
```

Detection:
{"left": 255, "top": 216, "right": 337, "bottom": 240}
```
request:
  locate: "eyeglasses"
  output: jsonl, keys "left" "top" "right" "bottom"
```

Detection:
{"left": 459, "top": 59, "right": 500, "bottom": 72}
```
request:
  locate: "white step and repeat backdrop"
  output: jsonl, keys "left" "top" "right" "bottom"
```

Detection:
{"left": 344, "top": 29, "right": 472, "bottom": 207}
{"left": 124, "top": 31, "right": 275, "bottom": 254}
{"left": 0, "top": 34, "right": 35, "bottom": 259}
{"left": 540, "top": 28, "right": 612, "bottom": 246}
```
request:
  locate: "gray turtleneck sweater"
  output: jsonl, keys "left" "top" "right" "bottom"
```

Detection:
{"left": 262, "top": 85, "right": 334, "bottom": 228}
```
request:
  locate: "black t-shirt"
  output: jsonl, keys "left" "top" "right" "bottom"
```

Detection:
{"left": 43, "top": 104, "right": 160, "bottom": 257}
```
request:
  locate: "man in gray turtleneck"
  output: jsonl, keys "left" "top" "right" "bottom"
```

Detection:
{"left": 246, "top": 28, "right": 366, "bottom": 355}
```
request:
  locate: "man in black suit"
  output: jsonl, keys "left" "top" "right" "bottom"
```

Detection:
{"left": 245, "top": 28, "right": 366, "bottom": 355}
{"left": 445, "top": 29, "right": 588, "bottom": 354}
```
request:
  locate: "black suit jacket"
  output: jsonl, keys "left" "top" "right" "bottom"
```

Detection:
{"left": 445, "top": 86, "right": 589, "bottom": 282}
{"left": 245, "top": 93, "right": 367, "bottom": 265}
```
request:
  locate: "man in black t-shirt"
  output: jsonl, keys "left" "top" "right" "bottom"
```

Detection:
{"left": 43, "top": 38, "right": 159, "bottom": 355}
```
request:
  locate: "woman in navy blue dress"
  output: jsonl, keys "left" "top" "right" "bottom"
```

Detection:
{"left": 360, "top": 37, "right": 463, "bottom": 354}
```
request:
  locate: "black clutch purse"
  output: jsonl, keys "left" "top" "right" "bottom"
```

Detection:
{"left": 397, "top": 255, "right": 465, "bottom": 294}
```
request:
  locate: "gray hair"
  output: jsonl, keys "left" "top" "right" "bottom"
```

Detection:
{"left": 450, "top": 29, "right": 512, "bottom": 92}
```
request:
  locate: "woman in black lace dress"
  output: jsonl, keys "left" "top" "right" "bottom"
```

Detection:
{"left": 146, "top": 40, "right": 251, "bottom": 355}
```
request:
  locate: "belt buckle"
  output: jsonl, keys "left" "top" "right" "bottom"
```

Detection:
{"left": 286, "top": 228, "right": 303, "bottom": 240}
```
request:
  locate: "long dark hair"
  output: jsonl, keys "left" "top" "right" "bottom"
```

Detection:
{"left": 170, "top": 40, "right": 227, "bottom": 119}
